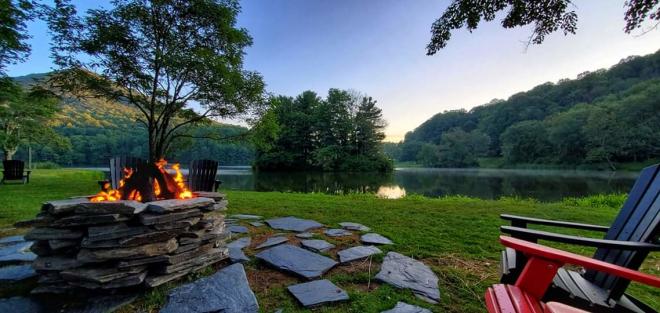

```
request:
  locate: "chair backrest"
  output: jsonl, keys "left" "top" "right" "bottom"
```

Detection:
{"left": 109, "top": 157, "right": 146, "bottom": 189}
{"left": 2, "top": 160, "right": 25, "bottom": 180}
{"left": 584, "top": 164, "right": 660, "bottom": 299}
{"left": 188, "top": 159, "right": 219, "bottom": 192}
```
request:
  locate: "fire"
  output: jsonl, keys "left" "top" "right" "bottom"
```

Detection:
{"left": 90, "top": 159, "right": 193, "bottom": 202}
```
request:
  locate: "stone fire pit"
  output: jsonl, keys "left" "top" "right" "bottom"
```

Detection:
{"left": 19, "top": 192, "right": 228, "bottom": 294}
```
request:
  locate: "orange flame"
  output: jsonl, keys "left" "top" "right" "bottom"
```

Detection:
{"left": 90, "top": 159, "right": 193, "bottom": 202}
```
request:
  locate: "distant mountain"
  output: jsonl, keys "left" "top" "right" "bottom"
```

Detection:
{"left": 12, "top": 72, "right": 254, "bottom": 166}
{"left": 396, "top": 50, "right": 660, "bottom": 169}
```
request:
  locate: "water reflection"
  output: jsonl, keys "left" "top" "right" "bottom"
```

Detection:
{"left": 217, "top": 167, "right": 637, "bottom": 201}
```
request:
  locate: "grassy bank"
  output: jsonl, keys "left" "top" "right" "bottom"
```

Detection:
{"left": 0, "top": 170, "right": 657, "bottom": 312}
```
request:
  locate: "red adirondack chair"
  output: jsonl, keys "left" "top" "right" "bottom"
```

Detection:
{"left": 485, "top": 236, "right": 660, "bottom": 313}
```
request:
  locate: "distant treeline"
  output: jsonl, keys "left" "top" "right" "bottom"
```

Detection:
{"left": 252, "top": 89, "right": 392, "bottom": 172}
{"left": 386, "top": 51, "right": 660, "bottom": 170}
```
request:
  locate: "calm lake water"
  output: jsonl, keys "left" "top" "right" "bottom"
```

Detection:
{"left": 216, "top": 167, "right": 638, "bottom": 202}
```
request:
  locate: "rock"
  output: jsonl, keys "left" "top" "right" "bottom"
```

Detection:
{"left": 0, "top": 241, "right": 36, "bottom": 264}
{"left": 265, "top": 217, "right": 323, "bottom": 232}
{"left": 381, "top": 302, "right": 432, "bottom": 313}
{"left": 231, "top": 214, "right": 262, "bottom": 220}
{"left": 337, "top": 246, "right": 382, "bottom": 263}
{"left": 0, "top": 264, "right": 36, "bottom": 282}
{"left": 229, "top": 225, "right": 249, "bottom": 234}
{"left": 140, "top": 209, "right": 203, "bottom": 225}
{"left": 118, "top": 230, "right": 179, "bottom": 246}
{"left": 295, "top": 232, "right": 314, "bottom": 239}
{"left": 77, "top": 238, "right": 178, "bottom": 262}
{"left": 375, "top": 252, "right": 440, "bottom": 303}
{"left": 42, "top": 198, "right": 89, "bottom": 215}
{"left": 361, "top": 233, "right": 393, "bottom": 245}
{"left": 167, "top": 243, "right": 214, "bottom": 265}
{"left": 300, "top": 239, "right": 335, "bottom": 253}
{"left": 0, "top": 297, "right": 45, "bottom": 313}
{"left": 339, "top": 222, "right": 371, "bottom": 232}
{"left": 287, "top": 279, "right": 349, "bottom": 307}
{"left": 255, "top": 236, "right": 288, "bottom": 249}
{"left": 50, "top": 214, "right": 130, "bottom": 227}
{"left": 229, "top": 248, "right": 249, "bottom": 263}
{"left": 61, "top": 265, "right": 146, "bottom": 284}
{"left": 87, "top": 224, "right": 149, "bottom": 242}
{"left": 255, "top": 244, "right": 337, "bottom": 280}
{"left": 64, "top": 294, "right": 137, "bottom": 313}
{"left": 152, "top": 217, "right": 200, "bottom": 230}
{"left": 75, "top": 200, "right": 147, "bottom": 215}
{"left": 157, "top": 248, "right": 227, "bottom": 274}
{"left": 324, "top": 229, "right": 352, "bottom": 237}
{"left": 24, "top": 228, "right": 83, "bottom": 241}
{"left": 14, "top": 215, "right": 54, "bottom": 228}
{"left": 249, "top": 221, "right": 264, "bottom": 227}
{"left": 192, "top": 191, "right": 225, "bottom": 201}
{"left": 33, "top": 256, "right": 82, "bottom": 271}
{"left": 147, "top": 197, "right": 215, "bottom": 213}
{"left": 227, "top": 237, "right": 251, "bottom": 249}
{"left": 48, "top": 239, "right": 78, "bottom": 250}
{"left": 0, "top": 235, "right": 26, "bottom": 246}
{"left": 160, "top": 263, "right": 258, "bottom": 313}
{"left": 207, "top": 200, "right": 228, "bottom": 212}
{"left": 118, "top": 255, "right": 169, "bottom": 268}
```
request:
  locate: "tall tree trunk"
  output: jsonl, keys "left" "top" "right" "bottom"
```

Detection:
{"left": 2, "top": 148, "right": 16, "bottom": 160}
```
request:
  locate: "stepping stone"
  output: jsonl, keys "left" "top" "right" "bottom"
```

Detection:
{"left": 381, "top": 301, "right": 431, "bottom": 313}
{"left": 231, "top": 214, "right": 263, "bottom": 220}
{"left": 0, "top": 235, "right": 25, "bottom": 246}
{"left": 265, "top": 217, "right": 323, "bottom": 232}
{"left": 295, "top": 232, "right": 314, "bottom": 239}
{"left": 229, "top": 248, "right": 249, "bottom": 263}
{"left": 255, "top": 244, "right": 337, "bottom": 280}
{"left": 249, "top": 221, "right": 264, "bottom": 227}
{"left": 229, "top": 226, "right": 249, "bottom": 234}
{"left": 339, "top": 222, "right": 370, "bottom": 232}
{"left": 227, "top": 237, "right": 251, "bottom": 249}
{"left": 287, "top": 279, "right": 349, "bottom": 307}
{"left": 0, "top": 264, "right": 36, "bottom": 282}
{"left": 375, "top": 252, "right": 440, "bottom": 303}
{"left": 255, "top": 236, "right": 288, "bottom": 249}
{"left": 361, "top": 233, "right": 393, "bottom": 245}
{"left": 66, "top": 294, "right": 137, "bottom": 313}
{"left": 324, "top": 229, "right": 352, "bottom": 237}
{"left": 337, "top": 246, "right": 382, "bottom": 263}
{"left": 160, "top": 263, "right": 259, "bottom": 313}
{"left": 0, "top": 241, "right": 36, "bottom": 264}
{"left": 300, "top": 240, "right": 335, "bottom": 253}
{"left": 0, "top": 297, "right": 45, "bottom": 313}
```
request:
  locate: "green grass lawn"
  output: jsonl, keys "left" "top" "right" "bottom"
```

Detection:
{"left": 0, "top": 170, "right": 658, "bottom": 313}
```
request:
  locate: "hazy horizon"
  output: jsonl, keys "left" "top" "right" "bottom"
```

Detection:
{"left": 6, "top": 0, "right": 660, "bottom": 142}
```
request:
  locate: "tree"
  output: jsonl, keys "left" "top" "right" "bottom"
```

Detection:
{"left": 416, "top": 143, "right": 440, "bottom": 167}
{"left": 0, "top": 0, "right": 41, "bottom": 77}
{"left": 500, "top": 120, "right": 552, "bottom": 164}
{"left": 437, "top": 128, "right": 489, "bottom": 167}
{"left": 48, "top": 0, "right": 265, "bottom": 162}
{"left": 0, "top": 80, "right": 66, "bottom": 160}
{"left": 354, "top": 96, "right": 387, "bottom": 156}
{"left": 427, "top": 0, "right": 660, "bottom": 54}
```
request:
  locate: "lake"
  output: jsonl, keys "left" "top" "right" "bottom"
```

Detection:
{"left": 217, "top": 167, "right": 638, "bottom": 201}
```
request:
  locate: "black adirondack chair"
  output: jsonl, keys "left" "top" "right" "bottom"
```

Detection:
{"left": 1, "top": 160, "right": 31, "bottom": 184}
{"left": 98, "top": 156, "right": 146, "bottom": 190}
{"left": 499, "top": 164, "right": 660, "bottom": 313}
{"left": 187, "top": 159, "right": 221, "bottom": 192}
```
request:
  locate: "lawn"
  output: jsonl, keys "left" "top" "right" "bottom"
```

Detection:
{"left": 0, "top": 169, "right": 658, "bottom": 312}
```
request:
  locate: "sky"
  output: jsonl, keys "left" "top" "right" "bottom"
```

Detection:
{"left": 6, "top": 0, "right": 660, "bottom": 142}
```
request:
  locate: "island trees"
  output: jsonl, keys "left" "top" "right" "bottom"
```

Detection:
{"left": 48, "top": 0, "right": 265, "bottom": 162}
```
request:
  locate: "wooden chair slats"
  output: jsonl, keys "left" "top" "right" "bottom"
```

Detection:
{"left": 2, "top": 160, "right": 31, "bottom": 184}
{"left": 106, "top": 156, "right": 146, "bottom": 189}
{"left": 188, "top": 159, "right": 219, "bottom": 192}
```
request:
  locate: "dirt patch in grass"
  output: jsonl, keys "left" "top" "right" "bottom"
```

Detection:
{"left": 245, "top": 265, "right": 299, "bottom": 294}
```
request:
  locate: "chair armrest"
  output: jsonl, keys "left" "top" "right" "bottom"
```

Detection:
{"left": 500, "top": 236, "right": 660, "bottom": 289}
{"left": 501, "top": 214, "right": 609, "bottom": 232}
{"left": 501, "top": 226, "right": 660, "bottom": 251}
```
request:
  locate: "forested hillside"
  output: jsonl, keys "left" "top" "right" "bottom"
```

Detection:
{"left": 12, "top": 73, "right": 254, "bottom": 166}
{"left": 392, "top": 50, "right": 660, "bottom": 169}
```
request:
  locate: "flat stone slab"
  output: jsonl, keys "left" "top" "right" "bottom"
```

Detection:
{"left": 339, "top": 222, "right": 371, "bottom": 232}
{"left": 160, "top": 263, "right": 259, "bottom": 313}
{"left": 147, "top": 197, "right": 215, "bottom": 213}
{"left": 0, "top": 235, "right": 25, "bottom": 246}
{"left": 227, "top": 237, "right": 251, "bottom": 249}
{"left": 265, "top": 217, "right": 323, "bottom": 232}
{"left": 300, "top": 240, "right": 335, "bottom": 253}
{"left": 324, "top": 229, "right": 352, "bottom": 237}
{"left": 361, "top": 233, "right": 393, "bottom": 245}
{"left": 65, "top": 294, "right": 137, "bottom": 313}
{"left": 75, "top": 200, "right": 147, "bottom": 215}
{"left": 381, "top": 301, "right": 431, "bottom": 313}
{"left": 255, "top": 244, "right": 337, "bottom": 279}
{"left": 0, "top": 241, "right": 36, "bottom": 264}
{"left": 0, "top": 297, "right": 45, "bottom": 313}
{"left": 295, "top": 232, "right": 314, "bottom": 239}
{"left": 375, "top": 252, "right": 440, "bottom": 303}
{"left": 287, "top": 279, "right": 349, "bottom": 307}
{"left": 249, "top": 221, "right": 264, "bottom": 227}
{"left": 255, "top": 236, "right": 288, "bottom": 249}
{"left": 0, "top": 264, "right": 36, "bottom": 281}
{"left": 229, "top": 248, "right": 249, "bottom": 263}
{"left": 231, "top": 214, "right": 262, "bottom": 220}
{"left": 337, "top": 246, "right": 382, "bottom": 263}
{"left": 43, "top": 198, "right": 89, "bottom": 215}
{"left": 229, "top": 226, "right": 249, "bottom": 234}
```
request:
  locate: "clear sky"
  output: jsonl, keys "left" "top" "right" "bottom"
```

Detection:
{"left": 6, "top": 0, "right": 660, "bottom": 142}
